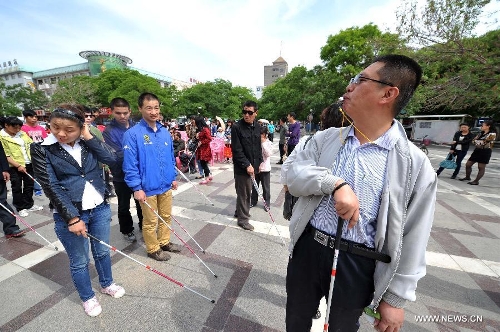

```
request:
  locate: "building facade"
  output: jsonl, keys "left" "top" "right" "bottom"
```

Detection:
{"left": 264, "top": 56, "right": 288, "bottom": 87}
{"left": 2, "top": 51, "right": 197, "bottom": 99}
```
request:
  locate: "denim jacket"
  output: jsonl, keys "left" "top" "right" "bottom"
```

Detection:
{"left": 30, "top": 134, "right": 117, "bottom": 223}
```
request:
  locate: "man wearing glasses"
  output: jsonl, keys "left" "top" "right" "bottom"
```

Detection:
{"left": 231, "top": 100, "right": 262, "bottom": 231}
{"left": 284, "top": 55, "right": 437, "bottom": 331}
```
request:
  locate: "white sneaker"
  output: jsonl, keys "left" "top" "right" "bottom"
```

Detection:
{"left": 101, "top": 283, "right": 125, "bottom": 298}
{"left": 18, "top": 209, "right": 29, "bottom": 217}
{"left": 28, "top": 205, "right": 43, "bottom": 212}
{"left": 82, "top": 296, "right": 102, "bottom": 317}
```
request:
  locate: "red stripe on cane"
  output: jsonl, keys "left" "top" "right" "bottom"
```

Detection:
{"left": 111, "top": 246, "right": 116, "bottom": 251}
{"left": 324, "top": 323, "right": 329, "bottom": 330}
{"left": 146, "top": 266, "right": 151, "bottom": 270}
{"left": 331, "top": 269, "right": 336, "bottom": 276}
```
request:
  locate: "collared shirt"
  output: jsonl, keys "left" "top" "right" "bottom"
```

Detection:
{"left": 58, "top": 138, "right": 104, "bottom": 210}
{"left": 309, "top": 123, "right": 401, "bottom": 248}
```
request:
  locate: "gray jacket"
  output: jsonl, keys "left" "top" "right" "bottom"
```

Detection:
{"left": 285, "top": 121, "right": 437, "bottom": 310}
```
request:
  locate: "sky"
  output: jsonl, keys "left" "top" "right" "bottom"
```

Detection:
{"left": 1, "top": 0, "right": 499, "bottom": 91}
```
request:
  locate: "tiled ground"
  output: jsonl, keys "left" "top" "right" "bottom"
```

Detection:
{"left": 0, "top": 143, "right": 499, "bottom": 332}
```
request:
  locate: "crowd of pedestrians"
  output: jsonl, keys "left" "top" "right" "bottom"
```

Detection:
{"left": 1, "top": 53, "right": 497, "bottom": 327}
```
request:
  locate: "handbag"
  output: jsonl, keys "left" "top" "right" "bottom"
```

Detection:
{"left": 187, "top": 139, "right": 198, "bottom": 152}
{"left": 439, "top": 153, "right": 457, "bottom": 169}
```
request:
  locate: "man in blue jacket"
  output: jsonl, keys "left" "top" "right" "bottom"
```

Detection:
{"left": 103, "top": 97, "right": 143, "bottom": 243}
{"left": 122, "top": 93, "right": 180, "bottom": 261}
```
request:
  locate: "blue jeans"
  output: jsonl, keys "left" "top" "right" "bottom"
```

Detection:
{"left": 54, "top": 202, "right": 114, "bottom": 302}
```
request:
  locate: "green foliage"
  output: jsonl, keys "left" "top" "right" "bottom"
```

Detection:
{"left": 93, "top": 68, "right": 177, "bottom": 117}
{"left": 0, "top": 82, "right": 49, "bottom": 116}
{"left": 175, "top": 79, "right": 254, "bottom": 120}
{"left": 320, "top": 23, "right": 408, "bottom": 79}
{"left": 397, "top": 0, "right": 500, "bottom": 117}
{"left": 49, "top": 76, "right": 98, "bottom": 109}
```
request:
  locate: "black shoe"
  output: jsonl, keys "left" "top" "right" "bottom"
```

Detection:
{"left": 238, "top": 222, "right": 254, "bottom": 231}
{"left": 450, "top": 175, "right": 456, "bottom": 179}
{"left": 233, "top": 211, "right": 238, "bottom": 218}
{"left": 263, "top": 206, "right": 270, "bottom": 212}
{"left": 6, "top": 229, "right": 26, "bottom": 238}
{"left": 276, "top": 161, "right": 283, "bottom": 165}
{"left": 138, "top": 221, "right": 143, "bottom": 231}
{"left": 250, "top": 203, "right": 256, "bottom": 208}
{"left": 467, "top": 181, "right": 479, "bottom": 185}
{"left": 459, "top": 177, "right": 471, "bottom": 181}
{"left": 147, "top": 249, "right": 171, "bottom": 261}
{"left": 161, "top": 243, "right": 182, "bottom": 253}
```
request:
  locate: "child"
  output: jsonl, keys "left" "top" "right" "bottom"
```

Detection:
{"left": 251, "top": 126, "right": 272, "bottom": 211}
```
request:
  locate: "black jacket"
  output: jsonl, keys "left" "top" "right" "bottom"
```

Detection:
{"left": 451, "top": 131, "right": 474, "bottom": 152}
{"left": 231, "top": 119, "right": 262, "bottom": 175}
{"left": 31, "top": 137, "right": 117, "bottom": 223}
{"left": 0, "top": 144, "right": 9, "bottom": 171}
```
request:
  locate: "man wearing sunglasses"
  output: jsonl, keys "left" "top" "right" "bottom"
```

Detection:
{"left": 231, "top": 100, "right": 262, "bottom": 231}
{"left": 284, "top": 55, "right": 437, "bottom": 331}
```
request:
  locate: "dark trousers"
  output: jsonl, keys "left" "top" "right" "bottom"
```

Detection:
{"left": 251, "top": 171, "right": 270, "bottom": 206}
{"left": 234, "top": 173, "right": 251, "bottom": 224}
{"left": 0, "top": 179, "right": 20, "bottom": 235}
{"left": 268, "top": 133, "right": 274, "bottom": 142}
{"left": 9, "top": 164, "right": 35, "bottom": 211}
{"left": 286, "top": 229, "right": 376, "bottom": 332}
{"left": 113, "top": 181, "right": 143, "bottom": 234}
{"left": 287, "top": 144, "right": 297, "bottom": 156}
{"left": 279, "top": 143, "right": 286, "bottom": 162}
{"left": 200, "top": 160, "right": 211, "bottom": 177}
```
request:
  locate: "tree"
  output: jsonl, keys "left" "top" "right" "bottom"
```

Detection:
{"left": 174, "top": 79, "right": 254, "bottom": 120}
{"left": 320, "top": 23, "right": 408, "bottom": 79}
{"left": 49, "top": 76, "right": 98, "bottom": 109}
{"left": 0, "top": 82, "right": 49, "bottom": 116}
{"left": 93, "top": 68, "right": 176, "bottom": 117}
{"left": 397, "top": 0, "right": 500, "bottom": 116}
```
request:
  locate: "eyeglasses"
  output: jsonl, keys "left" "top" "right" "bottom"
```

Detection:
{"left": 85, "top": 114, "right": 95, "bottom": 118}
{"left": 242, "top": 110, "right": 255, "bottom": 115}
{"left": 349, "top": 73, "right": 394, "bottom": 87}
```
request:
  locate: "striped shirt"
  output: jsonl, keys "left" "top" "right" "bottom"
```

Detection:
{"left": 309, "top": 123, "right": 401, "bottom": 248}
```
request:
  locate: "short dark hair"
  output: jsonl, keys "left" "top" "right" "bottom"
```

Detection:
{"left": 4, "top": 116, "right": 23, "bottom": 127}
{"left": 138, "top": 92, "right": 160, "bottom": 108}
{"left": 459, "top": 123, "right": 470, "bottom": 127}
{"left": 243, "top": 100, "right": 258, "bottom": 111}
{"left": 22, "top": 109, "right": 37, "bottom": 117}
{"left": 110, "top": 97, "right": 130, "bottom": 110}
{"left": 288, "top": 112, "right": 296, "bottom": 119}
{"left": 51, "top": 104, "right": 86, "bottom": 126}
{"left": 321, "top": 102, "right": 347, "bottom": 130}
{"left": 280, "top": 116, "right": 287, "bottom": 123}
{"left": 372, "top": 54, "right": 422, "bottom": 116}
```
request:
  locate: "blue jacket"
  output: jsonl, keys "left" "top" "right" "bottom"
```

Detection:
{"left": 102, "top": 119, "right": 137, "bottom": 182}
{"left": 122, "top": 119, "right": 177, "bottom": 197}
{"left": 30, "top": 135, "right": 117, "bottom": 222}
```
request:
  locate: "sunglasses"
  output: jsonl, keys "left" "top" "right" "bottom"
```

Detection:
{"left": 242, "top": 110, "right": 255, "bottom": 116}
{"left": 85, "top": 114, "right": 95, "bottom": 118}
{"left": 349, "top": 73, "right": 394, "bottom": 87}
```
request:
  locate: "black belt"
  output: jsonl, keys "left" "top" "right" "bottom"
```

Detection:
{"left": 307, "top": 225, "right": 391, "bottom": 263}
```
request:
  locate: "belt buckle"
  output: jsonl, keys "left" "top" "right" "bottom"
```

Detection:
{"left": 314, "top": 231, "right": 328, "bottom": 246}
{"left": 328, "top": 236, "right": 335, "bottom": 249}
